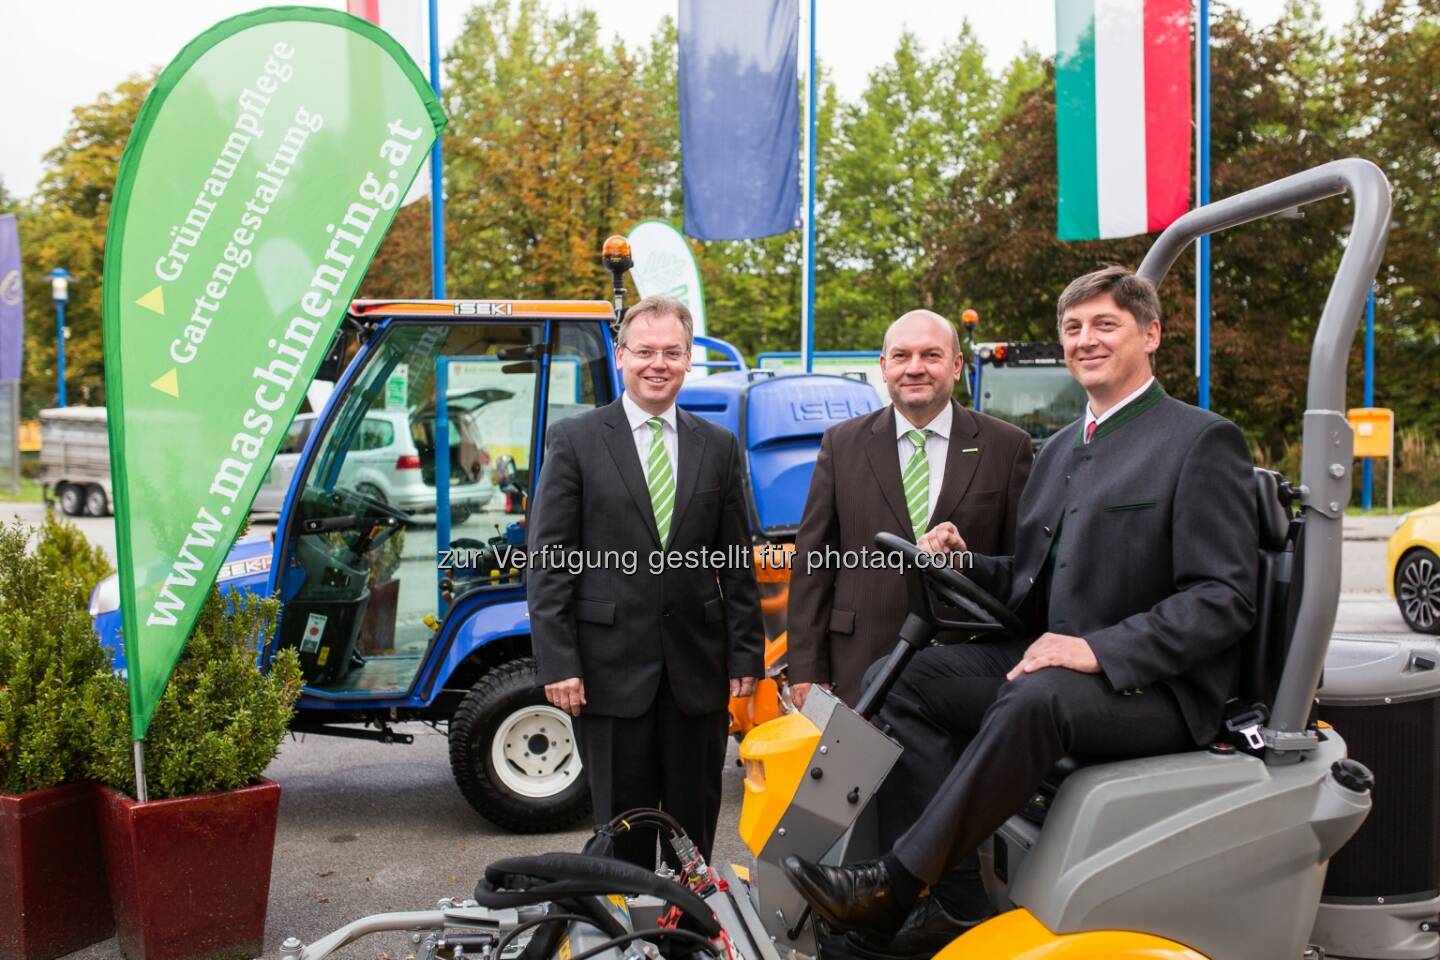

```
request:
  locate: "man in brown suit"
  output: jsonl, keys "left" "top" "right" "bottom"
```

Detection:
{"left": 788, "top": 310, "right": 1033, "bottom": 707}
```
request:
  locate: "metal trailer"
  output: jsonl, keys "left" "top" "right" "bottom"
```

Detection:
{"left": 38, "top": 406, "right": 112, "bottom": 516}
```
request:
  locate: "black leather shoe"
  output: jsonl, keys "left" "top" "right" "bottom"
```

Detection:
{"left": 782, "top": 856, "right": 913, "bottom": 937}
{"left": 846, "top": 897, "right": 994, "bottom": 960}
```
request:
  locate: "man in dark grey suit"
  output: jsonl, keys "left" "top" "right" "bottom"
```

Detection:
{"left": 784, "top": 267, "right": 1259, "bottom": 955}
{"left": 528, "top": 296, "right": 764, "bottom": 869}
{"left": 788, "top": 310, "right": 1032, "bottom": 707}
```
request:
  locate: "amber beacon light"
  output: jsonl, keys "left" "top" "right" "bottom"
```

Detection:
{"left": 601, "top": 234, "right": 634, "bottom": 321}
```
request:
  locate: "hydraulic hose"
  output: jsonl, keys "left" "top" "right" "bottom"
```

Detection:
{"left": 491, "top": 912, "right": 601, "bottom": 960}
{"left": 476, "top": 853, "right": 721, "bottom": 938}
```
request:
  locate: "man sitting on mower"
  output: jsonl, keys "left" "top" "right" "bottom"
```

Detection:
{"left": 783, "top": 266, "right": 1260, "bottom": 957}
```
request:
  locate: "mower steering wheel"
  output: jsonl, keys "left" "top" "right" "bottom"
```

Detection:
{"left": 875, "top": 532, "right": 1027, "bottom": 637}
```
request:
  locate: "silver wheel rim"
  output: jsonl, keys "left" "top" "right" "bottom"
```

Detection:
{"left": 1399, "top": 555, "right": 1440, "bottom": 630}
{"left": 490, "top": 705, "right": 582, "bottom": 799}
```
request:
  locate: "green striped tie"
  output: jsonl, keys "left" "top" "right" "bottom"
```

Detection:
{"left": 902, "top": 429, "right": 933, "bottom": 534}
{"left": 646, "top": 417, "right": 676, "bottom": 545}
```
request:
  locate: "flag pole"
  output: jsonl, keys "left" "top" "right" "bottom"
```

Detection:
{"left": 1362, "top": 285, "right": 1375, "bottom": 510}
{"left": 800, "top": 0, "right": 817, "bottom": 372}
{"left": 1195, "top": 0, "right": 1211, "bottom": 409}
{"left": 428, "top": 0, "right": 446, "bottom": 299}
{"left": 132, "top": 739, "right": 149, "bottom": 802}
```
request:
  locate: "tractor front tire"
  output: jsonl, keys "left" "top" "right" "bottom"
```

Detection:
{"left": 448, "top": 657, "right": 591, "bottom": 832}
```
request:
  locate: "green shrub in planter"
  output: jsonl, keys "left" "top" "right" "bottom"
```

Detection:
{"left": 34, "top": 510, "right": 114, "bottom": 599}
{"left": 83, "top": 589, "right": 303, "bottom": 799}
{"left": 0, "top": 517, "right": 115, "bottom": 792}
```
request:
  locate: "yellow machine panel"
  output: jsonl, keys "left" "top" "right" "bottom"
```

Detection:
{"left": 736, "top": 712, "right": 821, "bottom": 856}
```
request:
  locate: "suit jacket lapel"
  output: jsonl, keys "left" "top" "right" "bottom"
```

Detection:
{"left": 865, "top": 408, "right": 915, "bottom": 538}
{"left": 668, "top": 409, "right": 706, "bottom": 545}
{"left": 600, "top": 400, "right": 661, "bottom": 547}
{"left": 929, "top": 401, "right": 983, "bottom": 528}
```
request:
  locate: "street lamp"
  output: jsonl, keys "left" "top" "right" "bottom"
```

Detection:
{"left": 49, "top": 267, "right": 71, "bottom": 408}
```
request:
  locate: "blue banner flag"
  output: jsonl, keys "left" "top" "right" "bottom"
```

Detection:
{"left": 0, "top": 215, "right": 21, "bottom": 382}
{"left": 678, "top": 0, "right": 800, "bottom": 241}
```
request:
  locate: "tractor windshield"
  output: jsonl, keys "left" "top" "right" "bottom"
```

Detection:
{"left": 271, "top": 318, "right": 612, "bottom": 697}
{"left": 976, "top": 365, "right": 1087, "bottom": 443}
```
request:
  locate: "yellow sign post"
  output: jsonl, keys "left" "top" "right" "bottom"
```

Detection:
{"left": 1348, "top": 407, "right": 1395, "bottom": 514}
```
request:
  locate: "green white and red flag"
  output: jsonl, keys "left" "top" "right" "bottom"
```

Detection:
{"left": 1055, "top": 0, "right": 1192, "bottom": 240}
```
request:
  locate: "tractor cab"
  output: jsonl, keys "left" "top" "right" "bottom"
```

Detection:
{"left": 970, "top": 341, "right": 1086, "bottom": 444}
{"left": 267, "top": 301, "right": 616, "bottom": 698}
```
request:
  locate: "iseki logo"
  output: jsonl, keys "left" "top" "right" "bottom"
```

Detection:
{"left": 790, "top": 399, "right": 862, "bottom": 422}
{"left": 453, "top": 301, "right": 515, "bottom": 317}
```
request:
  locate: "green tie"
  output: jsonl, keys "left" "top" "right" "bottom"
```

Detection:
{"left": 902, "top": 429, "right": 933, "bottom": 534}
{"left": 646, "top": 417, "right": 676, "bottom": 545}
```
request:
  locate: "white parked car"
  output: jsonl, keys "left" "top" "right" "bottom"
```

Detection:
{"left": 252, "top": 409, "right": 494, "bottom": 521}
{"left": 251, "top": 414, "right": 317, "bottom": 514}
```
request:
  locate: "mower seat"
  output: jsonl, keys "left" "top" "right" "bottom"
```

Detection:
{"left": 1021, "top": 469, "right": 1300, "bottom": 825}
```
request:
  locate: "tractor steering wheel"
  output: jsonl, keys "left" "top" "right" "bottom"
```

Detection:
{"left": 340, "top": 486, "right": 412, "bottom": 528}
{"left": 874, "top": 532, "right": 1027, "bottom": 637}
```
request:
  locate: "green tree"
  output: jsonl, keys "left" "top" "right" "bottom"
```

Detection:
{"left": 441, "top": 0, "right": 675, "bottom": 300}
{"left": 17, "top": 74, "right": 152, "bottom": 414}
{"left": 815, "top": 27, "right": 1003, "bottom": 350}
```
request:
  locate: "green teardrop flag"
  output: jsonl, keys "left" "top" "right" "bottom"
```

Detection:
{"left": 102, "top": 7, "right": 444, "bottom": 740}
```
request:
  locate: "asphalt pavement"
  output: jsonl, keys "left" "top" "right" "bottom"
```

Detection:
{"left": 0, "top": 498, "right": 1420, "bottom": 959}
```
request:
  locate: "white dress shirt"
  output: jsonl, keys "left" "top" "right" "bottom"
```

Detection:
{"left": 1083, "top": 376, "right": 1155, "bottom": 441}
{"left": 622, "top": 393, "right": 679, "bottom": 480}
{"left": 895, "top": 403, "right": 952, "bottom": 527}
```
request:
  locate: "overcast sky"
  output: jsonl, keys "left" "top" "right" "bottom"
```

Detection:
{"left": 0, "top": 0, "right": 1371, "bottom": 201}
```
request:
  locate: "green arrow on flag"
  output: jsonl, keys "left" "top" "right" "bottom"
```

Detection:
{"left": 101, "top": 7, "right": 444, "bottom": 747}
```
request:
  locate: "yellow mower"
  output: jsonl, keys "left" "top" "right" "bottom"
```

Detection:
{"left": 734, "top": 158, "right": 1399, "bottom": 960}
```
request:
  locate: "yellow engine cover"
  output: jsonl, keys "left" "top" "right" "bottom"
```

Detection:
{"left": 937, "top": 910, "right": 1209, "bottom": 959}
{"left": 736, "top": 712, "right": 821, "bottom": 856}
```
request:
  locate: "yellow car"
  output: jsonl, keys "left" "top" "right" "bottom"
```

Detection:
{"left": 1390, "top": 501, "right": 1440, "bottom": 633}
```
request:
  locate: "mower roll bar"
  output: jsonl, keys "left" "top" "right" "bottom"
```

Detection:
{"left": 1137, "top": 158, "right": 1392, "bottom": 761}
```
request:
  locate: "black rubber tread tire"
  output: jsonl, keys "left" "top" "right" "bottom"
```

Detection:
{"left": 1396, "top": 548, "right": 1440, "bottom": 635}
{"left": 448, "top": 657, "right": 592, "bottom": 833}
{"left": 83, "top": 484, "right": 109, "bottom": 517}
{"left": 57, "top": 484, "right": 84, "bottom": 516}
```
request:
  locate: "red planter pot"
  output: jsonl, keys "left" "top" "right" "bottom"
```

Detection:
{"left": 95, "top": 778, "right": 281, "bottom": 960}
{"left": 0, "top": 781, "right": 114, "bottom": 960}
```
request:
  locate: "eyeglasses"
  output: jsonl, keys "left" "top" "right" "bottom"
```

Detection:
{"left": 623, "top": 346, "right": 689, "bottom": 363}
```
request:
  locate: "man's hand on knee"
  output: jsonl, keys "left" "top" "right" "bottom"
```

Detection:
{"left": 546, "top": 677, "right": 586, "bottom": 716}
{"left": 1005, "top": 632, "right": 1099, "bottom": 681}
